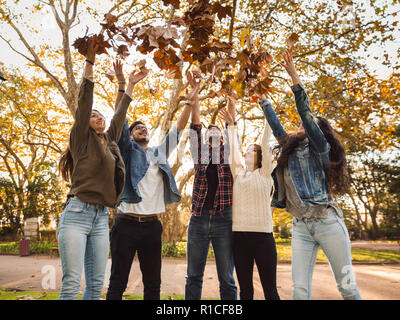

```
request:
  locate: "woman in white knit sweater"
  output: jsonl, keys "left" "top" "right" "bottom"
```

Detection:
{"left": 219, "top": 98, "right": 280, "bottom": 300}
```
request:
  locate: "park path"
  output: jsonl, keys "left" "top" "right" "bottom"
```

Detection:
{"left": 0, "top": 255, "right": 399, "bottom": 300}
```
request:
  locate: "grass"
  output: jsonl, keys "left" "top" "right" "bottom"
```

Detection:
{"left": 1, "top": 239, "right": 399, "bottom": 263}
{"left": 275, "top": 239, "right": 400, "bottom": 263}
{"left": 0, "top": 288, "right": 184, "bottom": 300}
{"left": 0, "top": 241, "right": 58, "bottom": 255}
{"left": 350, "top": 248, "right": 400, "bottom": 263}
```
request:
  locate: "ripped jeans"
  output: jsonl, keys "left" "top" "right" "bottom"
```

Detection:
{"left": 291, "top": 207, "right": 362, "bottom": 300}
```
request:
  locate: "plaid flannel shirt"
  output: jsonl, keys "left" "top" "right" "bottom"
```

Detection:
{"left": 189, "top": 123, "right": 233, "bottom": 216}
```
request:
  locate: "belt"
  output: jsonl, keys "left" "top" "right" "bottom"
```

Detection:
{"left": 117, "top": 213, "right": 158, "bottom": 223}
{"left": 67, "top": 196, "right": 106, "bottom": 210}
{"left": 297, "top": 217, "right": 320, "bottom": 223}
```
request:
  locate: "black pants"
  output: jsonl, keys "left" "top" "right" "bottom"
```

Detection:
{"left": 106, "top": 216, "right": 162, "bottom": 300}
{"left": 233, "top": 232, "right": 280, "bottom": 300}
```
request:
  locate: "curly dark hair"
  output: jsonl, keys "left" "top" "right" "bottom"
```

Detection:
{"left": 273, "top": 117, "right": 350, "bottom": 196}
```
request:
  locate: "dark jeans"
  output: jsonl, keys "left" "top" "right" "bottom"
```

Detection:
{"left": 233, "top": 232, "right": 280, "bottom": 300}
{"left": 106, "top": 215, "right": 162, "bottom": 300}
{"left": 185, "top": 207, "right": 237, "bottom": 300}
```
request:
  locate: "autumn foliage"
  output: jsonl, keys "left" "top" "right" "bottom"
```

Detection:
{"left": 72, "top": 0, "right": 300, "bottom": 100}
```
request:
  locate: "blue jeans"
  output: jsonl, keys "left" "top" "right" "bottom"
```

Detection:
{"left": 57, "top": 198, "right": 110, "bottom": 300}
{"left": 291, "top": 208, "right": 362, "bottom": 300}
{"left": 185, "top": 207, "right": 237, "bottom": 300}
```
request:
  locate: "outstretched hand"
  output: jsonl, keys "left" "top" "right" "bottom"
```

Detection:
{"left": 183, "top": 71, "right": 201, "bottom": 102}
{"left": 219, "top": 109, "right": 235, "bottom": 126}
{"left": 226, "top": 95, "right": 237, "bottom": 108}
{"left": 187, "top": 71, "right": 201, "bottom": 90}
{"left": 128, "top": 67, "right": 149, "bottom": 85}
{"left": 113, "top": 59, "right": 125, "bottom": 83}
{"left": 279, "top": 48, "right": 296, "bottom": 76}
{"left": 125, "top": 68, "right": 149, "bottom": 98}
{"left": 279, "top": 47, "right": 301, "bottom": 85}
{"left": 85, "top": 38, "right": 99, "bottom": 63}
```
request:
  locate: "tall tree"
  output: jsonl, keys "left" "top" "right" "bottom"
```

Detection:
{"left": 0, "top": 67, "right": 67, "bottom": 234}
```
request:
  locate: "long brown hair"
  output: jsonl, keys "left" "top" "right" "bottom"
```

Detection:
{"left": 58, "top": 109, "right": 106, "bottom": 182}
{"left": 252, "top": 144, "right": 262, "bottom": 169}
{"left": 274, "top": 117, "right": 350, "bottom": 196}
{"left": 59, "top": 147, "right": 73, "bottom": 182}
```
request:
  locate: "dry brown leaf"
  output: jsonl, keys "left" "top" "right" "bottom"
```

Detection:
{"left": 37, "top": 292, "right": 47, "bottom": 299}
{"left": 116, "top": 44, "right": 130, "bottom": 57}
{"left": 162, "top": 0, "right": 180, "bottom": 9}
{"left": 212, "top": 2, "right": 233, "bottom": 20}
{"left": 208, "top": 90, "right": 218, "bottom": 98}
{"left": 286, "top": 32, "right": 299, "bottom": 49}
{"left": 104, "top": 13, "right": 118, "bottom": 28}
{"left": 136, "top": 59, "right": 147, "bottom": 69}
{"left": 104, "top": 71, "right": 115, "bottom": 82}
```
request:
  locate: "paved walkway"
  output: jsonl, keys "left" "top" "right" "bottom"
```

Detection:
{"left": 0, "top": 255, "right": 399, "bottom": 300}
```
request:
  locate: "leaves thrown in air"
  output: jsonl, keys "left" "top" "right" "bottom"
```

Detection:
{"left": 162, "top": 0, "right": 180, "bottom": 9}
{"left": 286, "top": 32, "right": 299, "bottom": 49}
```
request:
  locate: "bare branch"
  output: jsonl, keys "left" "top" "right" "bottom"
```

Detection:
{"left": 0, "top": 137, "right": 29, "bottom": 180}
{"left": 23, "top": 140, "right": 62, "bottom": 154}
{"left": 48, "top": 0, "right": 65, "bottom": 29}
{"left": 228, "top": 0, "right": 237, "bottom": 43}
{"left": 0, "top": 34, "right": 67, "bottom": 102}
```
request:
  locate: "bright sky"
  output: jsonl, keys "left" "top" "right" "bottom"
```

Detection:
{"left": 1, "top": 0, "right": 399, "bottom": 76}
{"left": 1, "top": 0, "right": 399, "bottom": 156}
{"left": 1, "top": 0, "right": 399, "bottom": 220}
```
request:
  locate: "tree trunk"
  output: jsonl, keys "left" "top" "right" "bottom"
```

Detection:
{"left": 369, "top": 209, "right": 380, "bottom": 240}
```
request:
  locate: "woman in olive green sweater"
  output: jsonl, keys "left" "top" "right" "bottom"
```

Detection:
{"left": 57, "top": 39, "right": 148, "bottom": 300}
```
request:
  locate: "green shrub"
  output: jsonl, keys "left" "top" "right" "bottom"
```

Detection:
{"left": 161, "top": 241, "right": 214, "bottom": 258}
{"left": 0, "top": 241, "right": 58, "bottom": 255}
{"left": 0, "top": 242, "right": 19, "bottom": 254}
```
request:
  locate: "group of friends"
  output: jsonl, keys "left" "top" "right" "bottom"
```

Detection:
{"left": 56, "top": 38, "right": 362, "bottom": 300}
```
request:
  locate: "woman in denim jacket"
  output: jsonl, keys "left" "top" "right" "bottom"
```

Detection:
{"left": 260, "top": 48, "right": 362, "bottom": 300}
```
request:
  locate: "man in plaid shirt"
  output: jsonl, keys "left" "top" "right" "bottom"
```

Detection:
{"left": 184, "top": 73, "right": 237, "bottom": 300}
{"left": 189, "top": 123, "right": 234, "bottom": 216}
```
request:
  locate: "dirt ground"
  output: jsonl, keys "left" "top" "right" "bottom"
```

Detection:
{"left": 0, "top": 255, "right": 399, "bottom": 300}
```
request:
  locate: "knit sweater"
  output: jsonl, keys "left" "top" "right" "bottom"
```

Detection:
{"left": 227, "top": 123, "right": 274, "bottom": 233}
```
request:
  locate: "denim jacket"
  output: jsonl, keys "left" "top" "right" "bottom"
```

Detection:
{"left": 117, "top": 120, "right": 182, "bottom": 205}
{"left": 260, "top": 83, "right": 331, "bottom": 208}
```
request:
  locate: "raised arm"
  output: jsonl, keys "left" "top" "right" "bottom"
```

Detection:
{"left": 227, "top": 95, "right": 236, "bottom": 126}
{"left": 280, "top": 49, "right": 329, "bottom": 153}
{"left": 113, "top": 59, "right": 126, "bottom": 111}
{"left": 219, "top": 108, "right": 243, "bottom": 178}
{"left": 185, "top": 71, "right": 203, "bottom": 163}
{"left": 177, "top": 71, "right": 200, "bottom": 132}
{"left": 259, "top": 97, "right": 287, "bottom": 144}
{"left": 107, "top": 68, "right": 148, "bottom": 142}
{"left": 156, "top": 71, "right": 200, "bottom": 160}
{"left": 259, "top": 118, "right": 273, "bottom": 177}
{"left": 70, "top": 39, "right": 98, "bottom": 150}
{"left": 188, "top": 71, "right": 201, "bottom": 125}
